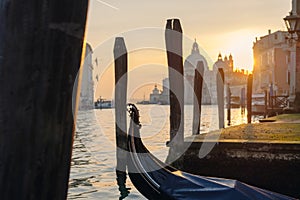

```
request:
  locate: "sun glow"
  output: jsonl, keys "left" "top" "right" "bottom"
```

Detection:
{"left": 202, "top": 29, "right": 271, "bottom": 73}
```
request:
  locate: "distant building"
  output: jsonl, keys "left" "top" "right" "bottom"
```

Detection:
{"left": 213, "top": 53, "right": 248, "bottom": 97}
{"left": 149, "top": 84, "right": 160, "bottom": 104}
{"left": 159, "top": 78, "right": 170, "bottom": 104}
{"left": 183, "top": 39, "right": 211, "bottom": 105}
{"left": 181, "top": 39, "right": 248, "bottom": 105}
{"left": 252, "top": 30, "right": 291, "bottom": 96}
{"left": 79, "top": 43, "right": 94, "bottom": 110}
{"left": 149, "top": 40, "right": 248, "bottom": 106}
{"left": 213, "top": 53, "right": 234, "bottom": 75}
{"left": 148, "top": 78, "right": 170, "bottom": 105}
{"left": 213, "top": 53, "right": 248, "bottom": 85}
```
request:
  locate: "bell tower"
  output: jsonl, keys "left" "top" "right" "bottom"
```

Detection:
{"left": 191, "top": 38, "right": 200, "bottom": 54}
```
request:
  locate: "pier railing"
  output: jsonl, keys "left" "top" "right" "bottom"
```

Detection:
{"left": 270, "top": 95, "right": 289, "bottom": 109}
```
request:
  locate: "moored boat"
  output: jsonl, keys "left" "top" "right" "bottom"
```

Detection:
{"left": 95, "top": 98, "right": 114, "bottom": 109}
{"left": 252, "top": 93, "right": 266, "bottom": 114}
{"left": 126, "top": 104, "right": 294, "bottom": 200}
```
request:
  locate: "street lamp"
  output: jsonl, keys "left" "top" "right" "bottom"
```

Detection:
{"left": 284, "top": 12, "right": 300, "bottom": 36}
{"left": 284, "top": 12, "right": 300, "bottom": 111}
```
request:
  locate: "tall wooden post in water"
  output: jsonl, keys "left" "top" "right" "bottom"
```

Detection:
{"left": 114, "top": 37, "right": 128, "bottom": 195}
{"left": 264, "top": 90, "right": 268, "bottom": 118}
{"left": 217, "top": 68, "right": 225, "bottom": 129}
{"left": 0, "top": 1, "right": 89, "bottom": 199}
{"left": 247, "top": 74, "right": 253, "bottom": 123}
{"left": 192, "top": 61, "right": 204, "bottom": 135}
{"left": 227, "top": 84, "right": 231, "bottom": 126}
{"left": 165, "top": 19, "right": 184, "bottom": 145}
{"left": 241, "top": 87, "right": 246, "bottom": 113}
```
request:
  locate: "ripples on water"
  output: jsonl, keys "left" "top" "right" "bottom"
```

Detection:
{"left": 68, "top": 105, "right": 259, "bottom": 199}
{"left": 68, "top": 109, "right": 144, "bottom": 200}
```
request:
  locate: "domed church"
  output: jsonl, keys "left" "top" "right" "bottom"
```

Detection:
{"left": 184, "top": 39, "right": 211, "bottom": 105}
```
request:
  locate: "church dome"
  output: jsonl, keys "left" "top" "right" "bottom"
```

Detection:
{"left": 184, "top": 39, "right": 208, "bottom": 76}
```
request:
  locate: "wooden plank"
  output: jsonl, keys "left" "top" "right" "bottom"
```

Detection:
{"left": 0, "top": 0, "right": 89, "bottom": 199}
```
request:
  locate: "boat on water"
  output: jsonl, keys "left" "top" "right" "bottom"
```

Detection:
{"left": 228, "top": 96, "right": 241, "bottom": 108}
{"left": 126, "top": 103, "right": 293, "bottom": 200}
{"left": 252, "top": 93, "right": 266, "bottom": 114}
{"left": 94, "top": 98, "right": 114, "bottom": 109}
{"left": 136, "top": 100, "right": 150, "bottom": 105}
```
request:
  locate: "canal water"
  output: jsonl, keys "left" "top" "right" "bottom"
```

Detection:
{"left": 67, "top": 105, "right": 255, "bottom": 199}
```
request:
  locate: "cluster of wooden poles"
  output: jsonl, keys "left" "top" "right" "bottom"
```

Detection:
{"left": 113, "top": 18, "right": 255, "bottom": 150}
{"left": 113, "top": 19, "right": 255, "bottom": 194}
{"left": 0, "top": 2, "right": 255, "bottom": 197}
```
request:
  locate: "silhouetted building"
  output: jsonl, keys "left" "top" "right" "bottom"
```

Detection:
{"left": 149, "top": 84, "right": 160, "bottom": 104}
{"left": 213, "top": 53, "right": 247, "bottom": 86}
{"left": 79, "top": 43, "right": 94, "bottom": 110}
{"left": 184, "top": 39, "right": 211, "bottom": 105}
{"left": 253, "top": 30, "right": 291, "bottom": 95}
{"left": 148, "top": 78, "right": 170, "bottom": 105}
{"left": 159, "top": 78, "right": 170, "bottom": 104}
{"left": 213, "top": 53, "right": 233, "bottom": 74}
{"left": 212, "top": 53, "right": 248, "bottom": 98}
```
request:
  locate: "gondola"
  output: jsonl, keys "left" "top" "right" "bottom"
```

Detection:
{"left": 126, "top": 103, "right": 294, "bottom": 200}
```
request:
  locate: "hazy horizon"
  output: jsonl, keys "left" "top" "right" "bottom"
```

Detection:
{"left": 86, "top": 0, "right": 291, "bottom": 100}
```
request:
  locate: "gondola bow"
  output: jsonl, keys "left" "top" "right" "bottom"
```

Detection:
{"left": 126, "top": 104, "right": 294, "bottom": 200}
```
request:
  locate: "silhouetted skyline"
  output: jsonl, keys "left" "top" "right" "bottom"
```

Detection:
{"left": 87, "top": 0, "right": 289, "bottom": 70}
{"left": 87, "top": 0, "right": 291, "bottom": 100}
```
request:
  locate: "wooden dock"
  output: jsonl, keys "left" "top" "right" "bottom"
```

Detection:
{"left": 167, "top": 114, "right": 300, "bottom": 198}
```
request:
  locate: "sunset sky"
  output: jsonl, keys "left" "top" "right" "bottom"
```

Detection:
{"left": 86, "top": 0, "right": 291, "bottom": 100}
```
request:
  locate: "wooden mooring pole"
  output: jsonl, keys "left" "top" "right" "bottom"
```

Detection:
{"left": 241, "top": 87, "right": 246, "bottom": 113}
{"left": 0, "top": 1, "right": 89, "bottom": 199}
{"left": 264, "top": 90, "right": 268, "bottom": 118}
{"left": 114, "top": 37, "right": 129, "bottom": 194}
{"left": 217, "top": 68, "right": 225, "bottom": 129}
{"left": 192, "top": 61, "right": 204, "bottom": 135}
{"left": 227, "top": 84, "right": 231, "bottom": 126}
{"left": 247, "top": 74, "right": 253, "bottom": 123}
{"left": 270, "top": 83, "right": 274, "bottom": 112}
{"left": 165, "top": 19, "right": 184, "bottom": 145}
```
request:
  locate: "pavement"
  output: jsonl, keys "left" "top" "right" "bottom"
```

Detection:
{"left": 185, "top": 114, "right": 300, "bottom": 143}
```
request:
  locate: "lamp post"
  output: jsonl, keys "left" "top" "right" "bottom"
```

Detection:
{"left": 284, "top": 12, "right": 300, "bottom": 111}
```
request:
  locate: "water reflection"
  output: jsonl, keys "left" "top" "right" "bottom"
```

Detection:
{"left": 116, "top": 170, "right": 131, "bottom": 199}
{"left": 68, "top": 110, "right": 144, "bottom": 199}
{"left": 68, "top": 106, "right": 257, "bottom": 199}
